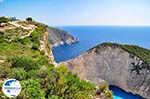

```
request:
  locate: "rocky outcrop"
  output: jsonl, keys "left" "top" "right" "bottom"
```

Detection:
{"left": 43, "top": 27, "right": 78, "bottom": 65}
{"left": 65, "top": 43, "right": 150, "bottom": 99}
{"left": 48, "top": 27, "right": 78, "bottom": 47}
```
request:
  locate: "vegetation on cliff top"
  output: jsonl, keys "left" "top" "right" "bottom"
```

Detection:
{"left": 90, "top": 42, "right": 150, "bottom": 64}
{"left": 0, "top": 17, "right": 113, "bottom": 99}
{"left": 0, "top": 17, "right": 9, "bottom": 26}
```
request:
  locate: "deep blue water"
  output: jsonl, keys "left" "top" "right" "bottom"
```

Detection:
{"left": 52, "top": 26, "right": 150, "bottom": 63}
{"left": 52, "top": 26, "right": 150, "bottom": 99}
{"left": 109, "top": 85, "right": 145, "bottom": 99}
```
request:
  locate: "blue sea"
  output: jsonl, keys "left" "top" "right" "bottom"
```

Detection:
{"left": 52, "top": 26, "right": 149, "bottom": 99}
{"left": 110, "top": 85, "right": 144, "bottom": 99}
{"left": 52, "top": 26, "right": 150, "bottom": 63}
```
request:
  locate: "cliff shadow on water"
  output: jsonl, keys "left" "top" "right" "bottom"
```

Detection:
{"left": 109, "top": 85, "right": 146, "bottom": 99}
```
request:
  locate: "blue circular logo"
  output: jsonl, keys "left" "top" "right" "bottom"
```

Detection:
{"left": 2, "top": 79, "right": 21, "bottom": 98}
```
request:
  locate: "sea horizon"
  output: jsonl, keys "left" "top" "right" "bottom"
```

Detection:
{"left": 53, "top": 25, "right": 150, "bottom": 28}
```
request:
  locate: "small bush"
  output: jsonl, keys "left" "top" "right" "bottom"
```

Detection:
{"left": 11, "top": 56, "right": 40, "bottom": 71}
{"left": 97, "top": 83, "right": 113, "bottom": 99}
{"left": 19, "top": 79, "right": 45, "bottom": 99}
{"left": 11, "top": 68, "right": 27, "bottom": 80}
{"left": 0, "top": 32, "right": 4, "bottom": 43}
{"left": 31, "top": 44, "right": 39, "bottom": 50}
{"left": 0, "top": 62, "right": 11, "bottom": 78}
{"left": 99, "top": 83, "right": 108, "bottom": 93}
{"left": 0, "top": 17, "right": 9, "bottom": 24}
{"left": 26, "top": 17, "right": 33, "bottom": 22}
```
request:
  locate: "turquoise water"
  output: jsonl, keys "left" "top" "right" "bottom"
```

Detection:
{"left": 52, "top": 26, "right": 149, "bottom": 99}
{"left": 110, "top": 85, "right": 145, "bottom": 99}
{"left": 113, "top": 96, "right": 123, "bottom": 99}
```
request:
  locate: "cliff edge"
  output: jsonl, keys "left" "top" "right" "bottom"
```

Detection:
{"left": 0, "top": 17, "right": 77, "bottom": 65}
{"left": 48, "top": 27, "right": 78, "bottom": 47}
{"left": 0, "top": 17, "right": 98, "bottom": 99}
{"left": 66, "top": 43, "right": 150, "bottom": 99}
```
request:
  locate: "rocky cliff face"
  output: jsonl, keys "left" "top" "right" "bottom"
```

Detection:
{"left": 66, "top": 43, "right": 150, "bottom": 99}
{"left": 45, "top": 27, "right": 78, "bottom": 64}
{"left": 48, "top": 27, "right": 78, "bottom": 47}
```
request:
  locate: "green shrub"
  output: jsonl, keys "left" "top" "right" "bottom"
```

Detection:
{"left": 122, "top": 45, "right": 150, "bottom": 63}
{"left": 0, "top": 17, "right": 9, "bottom": 24}
{"left": 20, "top": 37, "right": 31, "bottom": 45}
{"left": 11, "top": 56, "right": 40, "bottom": 71}
{"left": 31, "top": 44, "right": 39, "bottom": 50}
{"left": 105, "top": 91, "right": 113, "bottom": 99}
{"left": 0, "top": 32, "right": 5, "bottom": 43}
{"left": 19, "top": 79, "right": 45, "bottom": 99}
{"left": 26, "top": 17, "right": 33, "bottom": 22}
{"left": 45, "top": 66, "right": 95, "bottom": 99}
{"left": 99, "top": 83, "right": 108, "bottom": 93}
{"left": 40, "top": 50, "right": 45, "bottom": 55}
{"left": 30, "top": 28, "right": 41, "bottom": 45}
{"left": 36, "top": 56, "right": 49, "bottom": 66}
{"left": 97, "top": 83, "right": 113, "bottom": 99}
{"left": 4, "top": 28, "right": 28, "bottom": 42}
{"left": 11, "top": 68, "right": 27, "bottom": 80}
{"left": 0, "top": 62, "right": 11, "bottom": 78}
{"left": 0, "top": 83, "right": 8, "bottom": 99}
{"left": 26, "top": 70, "right": 38, "bottom": 79}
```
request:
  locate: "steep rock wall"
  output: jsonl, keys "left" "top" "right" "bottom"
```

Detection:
{"left": 66, "top": 45, "right": 150, "bottom": 99}
{"left": 48, "top": 27, "right": 78, "bottom": 47}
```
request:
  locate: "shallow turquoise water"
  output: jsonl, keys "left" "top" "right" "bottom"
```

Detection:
{"left": 113, "top": 96, "right": 123, "bottom": 99}
{"left": 109, "top": 85, "right": 144, "bottom": 99}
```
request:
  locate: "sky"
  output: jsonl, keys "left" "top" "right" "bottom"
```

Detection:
{"left": 0, "top": 0, "right": 150, "bottom": 26}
